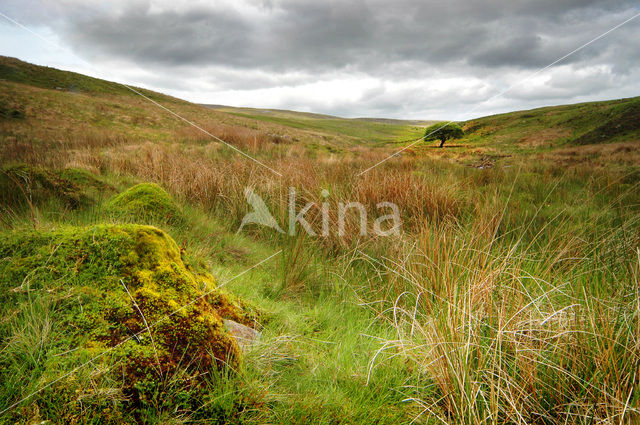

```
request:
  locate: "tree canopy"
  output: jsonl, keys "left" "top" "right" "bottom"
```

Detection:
{"left": 423, "top": 122, "right": 464, "bottom": 147}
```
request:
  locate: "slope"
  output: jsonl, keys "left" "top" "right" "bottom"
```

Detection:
{"left": 463, "top": 96, "right": 640, "bottom": 150}
{"left": 209, "top": 105, "right": 433, "bottom": 145}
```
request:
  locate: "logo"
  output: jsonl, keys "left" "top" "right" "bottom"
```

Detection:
{"left": 237, "top": 187, "right": 401, "bottom": 237}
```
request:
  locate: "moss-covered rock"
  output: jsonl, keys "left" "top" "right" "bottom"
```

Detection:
{"left": 0, "top": 224, "right": 255, "bottom": 422}
{"left": 105, "top": 183, "right": 183, "bottom": 225}
{"left": 0, "top": 164, "right": 113, "bottom": 211}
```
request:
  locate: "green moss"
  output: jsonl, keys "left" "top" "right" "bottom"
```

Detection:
{"left": 57, "top": 167, "right": 113, "bottom": 192}
{"left": 0, "top": 224, "right": 254, "bottom": 422}
{"left": 0, "top": 164, "right": 112, "bottom": 211}
{"left": 105, "top": 183, "right": 184, "bottom": 225}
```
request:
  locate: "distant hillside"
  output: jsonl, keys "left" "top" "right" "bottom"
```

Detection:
{"left": 0, "top": 57, "right": 429, "bottom": 147}
{"left": 353, "top": 117, "right": 437, "bottom": 126}
{"left": 0, "top": 56, "right": 334, "bottom": 153}
{"left": 206, "top": 105, "right": 435, "bottom": 125}
{"left": 464, "top": 96, "right": 640, "bottom": 149}
{"left": 203, "top": 105, "right": 339, "bottom": 120}
{"left": 0, "top": 57, "right": 378, "bottom": 150}
{"left": 1, "top": 56, "right": 638, "bottom": 150}
{"left": 206, "top": 105, "right": 432, "bottom": 144}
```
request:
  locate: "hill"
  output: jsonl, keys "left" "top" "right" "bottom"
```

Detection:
{"left": 3, "top": 55, "right": 637, "bottom": 153}
{"left": 463, "top": 96, "right": 640, "bottom": 150}
{"left": 206, "top": 105, "right": 433, "bottom": 144}
{"left": 0, "top": 56, "right": 429, "bottom": 150}
{"left": 0, "top": 56, "right": 181, "bottom": 103}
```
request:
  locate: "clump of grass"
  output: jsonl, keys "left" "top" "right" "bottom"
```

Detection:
{"left": 0, "top": 164, "right": 101, "bottom": 210}
{"left": 355, "top": 168, "right": 464, "bottom": 229}
{"left": 0, "top": 98, "right": 25, "bottom": 119}
{"left": 364, "top": 214, "right": 640, "bottom": 424}
{"left": 105, "top": 182, "right": 184, "bottom": 225}
{"left": 0, "top": 164, "right": 113, "bottom": 229}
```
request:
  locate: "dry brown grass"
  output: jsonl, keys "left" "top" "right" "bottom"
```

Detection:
{"left": 355, "top": 169, "right": 464, "bottom": 227}
{"left": 548, "top": 141, "right": 640, "bottom": 168}
{"left": 362, "top": 218, "right": 640, "bottom": 424}
{"left": 517, "top": 127, "right": 572, "bottom": 147}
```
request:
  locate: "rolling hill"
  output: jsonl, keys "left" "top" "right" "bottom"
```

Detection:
{"left": 2, "top": 55, "right": 638, "bottom": 153}
{"left": 206, "top": 105, "right": 435, "bottom": 144}
{"left": 463, "top": 96, "right": 640, "bottom": 150}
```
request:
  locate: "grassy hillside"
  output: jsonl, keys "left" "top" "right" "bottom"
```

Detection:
{"left": 463, "top": 96, "right": 640, "bottom": 150}
{"left": 1, "top": 57, "right": 639, "bottom": 424}
{"left": 0, "top": 56, "right": 180, "bottom": 102}
{"left": 209, "top": 105, "right": 433, "bottom": 144}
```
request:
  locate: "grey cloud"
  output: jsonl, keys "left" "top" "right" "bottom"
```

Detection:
{"left": 66, "top": 4, "right": 254, "bottom": 67}
{"left": 2, "top": 0, "right": 639, "bottom": 118}
{"left": 33, "top": 0, "right": 637, "bottom": 74}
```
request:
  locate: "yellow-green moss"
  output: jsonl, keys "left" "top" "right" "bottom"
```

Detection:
{"left": 104, "top": 183, "right": 183, "bottom": 225}
{"left": 0, "top": 223, "right": 255, "bottom": 422}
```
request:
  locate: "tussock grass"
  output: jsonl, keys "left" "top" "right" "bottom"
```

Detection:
{"left": 360, "top": 207, "right": 640, "bottom": 424}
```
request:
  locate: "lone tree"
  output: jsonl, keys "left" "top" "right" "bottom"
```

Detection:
{"left": 423, "top": 122, "right": 464, "bottom": 148}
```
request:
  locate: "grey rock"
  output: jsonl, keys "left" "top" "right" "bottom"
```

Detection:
{"left": 223, "top": 319, "right": 261, "bottom": 352}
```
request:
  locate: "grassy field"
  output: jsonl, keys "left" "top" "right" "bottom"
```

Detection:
{"left": 1, "top": 57, "right": 639, "bottom": 424}
{"left": 209, "top": 105, "right": 434, "bottom": 145}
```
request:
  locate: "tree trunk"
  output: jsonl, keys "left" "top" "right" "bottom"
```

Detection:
{"left": 439, "top": 139, "right": 445, "bottom": 148}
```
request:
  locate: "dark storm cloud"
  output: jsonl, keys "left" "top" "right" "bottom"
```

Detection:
{"left": 26, "top": 0, "right": 637, "bottom": 74}
{"left": 66, "top": 4, "right": 254, "bottom": 67}
{"left": 2, "top": 0, "right": 639, "bottom": 118}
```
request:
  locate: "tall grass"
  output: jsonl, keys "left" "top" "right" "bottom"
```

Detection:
{"left": 362, "top": 208, "right": 640, "bottom": 424}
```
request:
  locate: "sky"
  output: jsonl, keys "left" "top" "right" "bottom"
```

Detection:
{"left": 0, "top": 0, "right": 639, "bottom": 120}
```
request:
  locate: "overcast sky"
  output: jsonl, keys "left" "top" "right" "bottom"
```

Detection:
{"left": 1, "top": 0, "right": 639, "bottom": 119}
